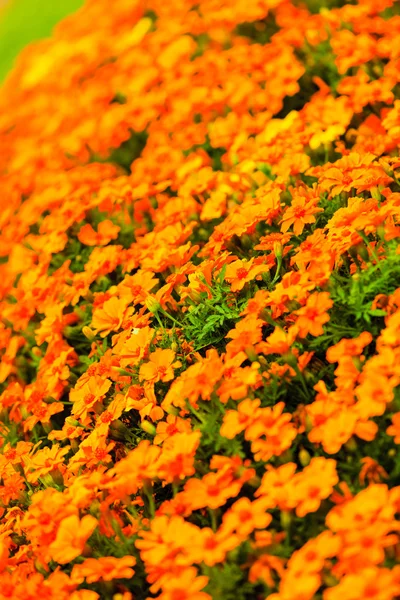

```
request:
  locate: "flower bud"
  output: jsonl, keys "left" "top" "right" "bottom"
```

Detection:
{"left": 109, "top": 419, "right": 130, "bottom": 441}
{"left": 82, "top": 326, "right": 96, "bottom": 341}
{"left": 245, "top": 346, "right": 258, "bottom": 362}
{"left": 305, "top": 414, "right": 313, "bottom": 433}
{"left": 140, "top": 420, "right": 156, "bottom": 436}
{"left": 40, "top": 474, "right": 56, "bottom": 487}
{"left": 280, "top": 510, "right": 292, "bottom": 530}
{"left": 261, "top": 271, "right": 271, "bottom": 285}
{"left": 42, "top": 423, "right": 53, "bottom": 434}
{"left": 323, "top": 573, "right": 339, "bottom": 587}
{"left": 188, "top": 289, "right": 202, "bottom": 304}
{"left": 370, "top": 186, "right": 381, "bottom": 201}
{"left": 145, "top": 296, "right": 161, "bottom": 313}
{"left": 260, "top": 308, "right": 275, "bottom": 325}
{"left": 377, "top": 225, "right": 386, "bottom": 240}
{"left": 82, "top": 543, "right": 93, "bottom": 558}
{"left": 345, "top": 438, "right": 357, "bottom": 453}
{"left": 299, "top": 448, "right": 311, "bottom": 467}
{"left": 241, "top": 234, "right": 253, "bottom": 251}
{"left": 282, "top": 352, "right": 297, "bottom": 368}
{"left": 247, "top": 475, "right": 261, "bottom": 488}
{"left": 49, "top": 468, "right": 64, "bottom": 487}
{"left": 273, "top": 241, "right": 283, "bottom": 258}
{"left": 355, "top": 243, "right": 369, "bottom": 263}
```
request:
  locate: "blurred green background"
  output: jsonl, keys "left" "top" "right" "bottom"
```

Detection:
{"left": 0, "top": 0, "right": 83, "bottom": 81}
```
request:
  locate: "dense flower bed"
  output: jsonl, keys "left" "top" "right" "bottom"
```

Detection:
{"left": 1, "top": 0, "right": 400, "bottom": 598}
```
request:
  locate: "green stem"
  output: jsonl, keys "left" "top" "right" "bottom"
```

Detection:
{"left": 292, "top": 362, "right": 312, "bottom": 400}
{"left": 357, "top": 230, "right": 381, "bottom": 266}
{"left": 187, "top": 402, "right": 207, "bottom": 425}
{"left": 143, "top": 485, "right": 155, "bottom": 518}
{"left": 270, "top": 255, "right": 282, "bottom": 287}
{"left": 153, "top": 310, "right": 166, "bottom": 332}
{"left": 209, "top": 508, "right": 218, "bottom": 532}
{"left": 116, "top": 367, "right": 135, "bottom": 378}
{"left": 159, "top": 308, "right": 183, "bottom": 328}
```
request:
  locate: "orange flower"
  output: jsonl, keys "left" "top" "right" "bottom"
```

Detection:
{"left": 68, "top": 429, "right": 116, "bottom": 473}
{"left": 135, "top": 515, "right": 201, "bottom": 578}
{"left": 309, "top": 153, "right": 384, "bottom": 197}
{"left": 119, "top": 270, "right": 159, "bottom": 305}
{"left": 72, "top": 555, "right": 136, "bottom": 584}
{"left": 220, "top": 398, "right": 261, "bottom": 439}
{"left": 95, "top": 393, "right": 127, "bottom": 433}
{"left": 155, "top": 567, "right": 211, "bottom": 600}
{"left": 326, "top": 331, "right": 372, "bottom": 363}
{"left": 125, "top": 384, "right": 164, "bottom": 422}
{"left": 22, "top": 488, "right": 74, "bottom": 551}
{"left": 191, "top": 527, "right": 240, "bottom": 567}
{"left": 49, "top": 514, "right": 98, "bottom": 564}
{"left": 280, "top": 195, "right": 323, "bottom": 236}
{"left": 78, "top": 220, "right": 120, "bottom": 246}
{"left": 114, "top": 326, "right": 154, "bottom": 368}
{"left": 355, "top": 374, "right": 394, "bottom": 419}
{"left": 106, "top": 440, "right": 161, "bottom": 498}
{"left": 0, "top": 472, "right": 25, "bottom": 505}
{"left": 224, "top": 258, "right": 270, "bottom": 292}
{"left": 24, "top": 443, "right": 70, "bottom": 484}
{"left": 256, "top": 325, "right": 297, "bottom": 356}
{"left": 154, "top": 415, "right": 192, "bottom": 445}
{"left": 70, "top": 375, "right": 112, "bottom": 421}
{"left": 387, "top": 412, "right": 400, "bottom": 443}
{"left": 225, "top": 315, "right": 264, "bottom": 359}
{"left": 325, "top": 568, "right": 400, "bottom": 600}
{"left": 269, "top": 531, "right": 340, "bottom": 600}
{"left": 255, "top": 462, "right": 298, "bottom": 510}
{"left": 139, "top": 348, "right": 181, "bottom": 383}
{"left": 221, "top": 497, "right": 272, "bottom": 538}
{"left": 183, "top": 468, "right": 244, "bottom": 511}
{"left": 245, "top": 402, "right": 298, "bottom": 461}
{"left": 359, "top": 458, "right": 389, "bottom": 487}
{"left": 157, "top": 430, "right": 202, "bottom": 484}
{"left": 306, "top": 400, "right": 358, "bottom": 455}
{"left": 91, "top": 297, "right": 134, "bottom": 338}
{"left": 289, "top": 457, "right": 338, "bottom": 517}
{"left": 294, "top": 292, "right": 333, "bottom": 337}
{"left": 249, "top": 553, "right": 286, "bottom": 587}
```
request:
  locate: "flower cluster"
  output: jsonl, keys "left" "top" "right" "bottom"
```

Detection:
{"left": 1, "top": 0, "right": 400, "bottom": 598}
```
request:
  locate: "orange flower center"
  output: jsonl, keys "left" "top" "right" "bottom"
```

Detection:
{"left": 237, "top": 268, "right": 249, "bottom": 279}
{"left": 207, "top": 484, "right": 220, "bottom": 496}
{"left": 100, "top": 411, "right": 113, "bottom": 423}
{"left": 84, "top": 393, "right": 96, "bottom": 405}
{"left": 158, "top": 365, "right": 167, "bottom": 378}
{"left": 342, "top": 174, "right": 353, "bottom": 186}
{"left": 94, "top": 448, "right": 108, "bottom": 460}
{"left": 205, "top": 537, "right": 218, "bottom": 550}
{"left": 308, "top": 486, "right": 320, "bottom": 498}
{"left": 130, "top": 285, "right": 142, "bottom": 296}
{"left": 38, "top": 513, "right": 52, "bottom": 525}
{"left": 4, "top": 449, "right": 16, "bottom": 461}
{"left": 238, "top": 509, "right": 252, "bottom": 521}
{"left": 294, "top": 207, "right": 306, "bottom": 218}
